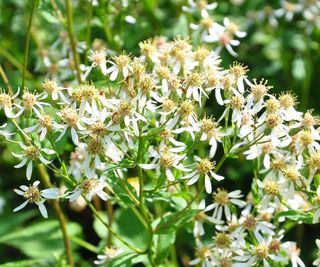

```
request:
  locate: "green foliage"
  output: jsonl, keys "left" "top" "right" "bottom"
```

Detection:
{"left": 0, "top": 220, "right": 81, "bottom": 259}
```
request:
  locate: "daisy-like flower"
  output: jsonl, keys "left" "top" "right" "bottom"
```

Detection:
{"left": 254, "top": 6, "right": 279, "bottom": 27}
{"left": 182, "top": 0, "right": 218, "bottom": 18}
{"left": 210, "top": 188, "right": 246, "bottom": 221}
{"left": 223, "top": 18, "right": 246, "bottom": 39}
{"left": 87, "top": 49, "right": 107, "bottom": 76}
{"left": 313, "top": 239, "right": 320, "bottom": 267}
{"left": 139, "top": 142, "right": 189, "bottom": 182}
{"left": 94, "top": 247, "right": 123, "bottom": 265}
{"left": 199, "top": 115, "right": 228, "bottom": 158}
{"left": 231, "top": 212, "right": 275, "bottom": 243}
{"left": 42, "top": 78, "right": 68, "bottom": 101}
{"left": 106, "top": 99, "right": 147, "bottom": 137}
{"left": 13, "top": 181, "right": 59, "bottom": 218}
{"left": 18, "top": 90, "right": 50, "bottom": 116}
{"left": 153, "top": 65, "right": 172, "bottom": 94}
{"left": 282, "top": 242, "right": 305, "bottom": 267}
{"left": 189, "top": 239, "right": 214, "bottom": 266}
{"left": 233, "top": 240, "right": 282, "bottom": 267}
{"left": 24, "top": 113, "right": 60, "bottom": 141}
{"left": 190, "top": 17, "right": 224, "bottom": 41}
{"left": 278, "top": 92, "right": 302, "bottom": 122}
{"left": 193, "top": 199, "right": 222, "bottom": 237}
{"left": 275, "top": 0, "right": 303, "bottom": 22}
{"left": 256, "top": 177, "right": 287, "bottom": 211}
{"left": 185, "top": 72, "right": 208, "bottom": 104}
{"left": 106, "top": 54, "right": 132, "bottom": 81}
{"left": 183, "top": 156, "right": 224, "bottom": 193}
{"left": 203, "top": 26, "right": 241, "bottom": 57}
{"left": 0, "top": 88, "right": 22, "bottom": 118}
{"left": 13, "top": 142, "right": 55, "bottom": 180}
{"left": 67, "top": 176, "right": 110, "bottom": 202}
{"left": 56, "top": 106, "right": 85, "bottom": 144}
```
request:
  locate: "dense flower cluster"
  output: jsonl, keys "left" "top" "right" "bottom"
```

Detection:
{"left": 2, "top": 33, "right": 320, "bottom": 265}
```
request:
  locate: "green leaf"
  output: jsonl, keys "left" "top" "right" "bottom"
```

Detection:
{"left": 108, "top": 252, "right": 139, "bottom": 267}
{"left": 93, "top": 211, "right": 108, "bottom": 239}
{"left": 155, "top": 231, "right": 176, "bottom": 265}
{"left": 154, "top": 209, "right": 200, "bottom": 234}
{"left": 113, "top": 208, "right": 148, "bottom": 251}
{"left": 106, "top": 175, "right": 138, "bottom": 207}
{"left": 0, "top": 220, "right": 82, "bottom": 258}
{"left": 277, "top": 210, "right": 313, "bottom": 224}
{"left": 0, "top": 210, "right": 36, "bottom": 236}
{"left": 170, "top": 14, "right": 189, "bottom": 38}
{"left": 39, "top": 11, "right": 60, "bottom": 24}
{"left": 0, "top": 259, "right": 45, "bottom": 267}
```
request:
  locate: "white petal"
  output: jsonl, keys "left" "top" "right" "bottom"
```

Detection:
{"left": 14, "top": 158, "right": 28, "bottom": 168}
{"left": 166, "top": 168, "right": 175, "bottom": 181}
{"left": 139, "top": 163, "right": 158, "bottom": 170}
{"left": 41, "top": 188, "right": 60, "bottom": 199}
{"left": 13, "top": 200, "right": 29, "bottom": 212}
{"left": 26, "top": 161, "right": 33, "bottom": 180}
{"left": 37, "top": 202, "right": 48, "bottom": 218}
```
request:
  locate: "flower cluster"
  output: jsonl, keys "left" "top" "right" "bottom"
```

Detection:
{"left": 2, "top": 34, "right": 320, "bottom": 265}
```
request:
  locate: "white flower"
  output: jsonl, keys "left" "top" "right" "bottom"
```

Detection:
{"left": 88, "top": 50, "right": 108, "bottom": 75}
{"left": 275, "top": 0, "right": 303, "bottom": 22}
{"left": 193, "top": 199, "right": 222, "bottom": 237}
{"left": 67, "top": 177, "right": 110, "bottom": 202}
{"left": 13, "top": 142, "right": 55, "bottom": 180}
{"left": 139, "top": 141, "right": 189, "bottom": 182}
{"left": 189, "top": 240, "right": 214, "bottom": 267}
{"left": 56, "top": 106, "right": 85, "bottom": 145}
{"left": 209, "top": 188, "right": 246, "bottom": 221}
{"left": 106, "top": 55, "right": 131, "bottom": 81}
{"left": 94, "top": 247, "right": 123, "bottom": 265}
{"left": 24, "top": 113, "right": 60, "bottom": 141}
{"left": 13, "top": 181, "right": 59, "bottom": 218}
{"left": 42, "top": 78, "right": 68, "bottom": 101}
{"left": 0, "top": 89, "right": 22, "bottom": 118}
{"left": 203, "top": 27, "right": 241, "bottom": 57}
{"left": 282, "top": 242, "right": 305, "bottom": 267}
{"left": 183, "top": 156, "right": 224, "bottom": 194}
{"left": 18, "top": 90, "right": 51, "bottom": 116}
{"left": 182, "top": 0, "right": 218, "bottom": 18}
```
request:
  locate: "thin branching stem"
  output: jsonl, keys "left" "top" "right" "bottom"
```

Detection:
{"left": 22, "top": 0, "right": 37, "bottom": 90}
{"left": 65, "top": 0, "right": 82, "bottom": 84}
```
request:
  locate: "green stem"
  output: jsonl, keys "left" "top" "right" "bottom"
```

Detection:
{"left": 70, "top": 236, "right": 98, "bottom": 253}
{"left": 136, "top": 124, "right": 155, "bottom": 266}
{"left": 85, "top": 198, "right": 144, "bottom": 254}
{"left": 37, "top": 164, "right": 74, "bottom": 267}
{"left": 0, "top": 46, "right": 33, "bottom": 79}
{"left": 65, "top": 0, "right": 82, "bottom": 84}
{"left": 22, "top": 0, "right": 38, "bottom": 90}
{"left": 0, "top": 64, "right": 13, "bottom": 95}
{"left": 84, "top": 0, "right": 93, "bottom": 66}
